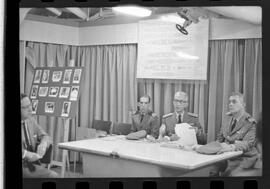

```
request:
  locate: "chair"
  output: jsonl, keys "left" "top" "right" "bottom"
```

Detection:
{"left": 92, "top": 119, "right": 112, "bottom": 134}
{"left": 111, "top": 122, "right": 132, "bottom": 135}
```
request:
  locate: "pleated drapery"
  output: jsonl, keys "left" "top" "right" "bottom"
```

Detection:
{"left": 20, "top": 39, "right": 262, "bottom": 161}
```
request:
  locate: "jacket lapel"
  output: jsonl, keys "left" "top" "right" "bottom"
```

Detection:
{"left": 230, "top": 114, "right": 246, "bottom": 135}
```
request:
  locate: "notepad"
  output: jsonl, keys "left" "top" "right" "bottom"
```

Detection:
{"left": 174, "top": 123, "right": 198, "bottom": 146}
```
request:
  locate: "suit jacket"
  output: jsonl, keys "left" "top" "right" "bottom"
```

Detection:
{"left": 162, "top": 111, "right": 206, "bottom": 144}
{"left": 131, "top": 110, "right": 159, "bottom": 138}
{"left": 216, "top": 112, "right": 257, "bottom": 156}
{"left": 21, "top": 117, "right": 52, "bottom": 158}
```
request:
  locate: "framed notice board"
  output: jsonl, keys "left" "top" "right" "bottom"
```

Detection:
{"left": 29, "top": 67, "right": 84, "bottom": 118}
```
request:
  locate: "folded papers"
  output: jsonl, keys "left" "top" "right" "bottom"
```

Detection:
{"left": 174, "top": 123, "right": 198, "bottom": 146}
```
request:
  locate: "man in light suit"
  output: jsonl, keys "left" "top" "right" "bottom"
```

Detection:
{"left": 21, "top": 93, "right": 58, "bottom": 178}
{"left": 159, "top": 91, "right": 206, "bottom": 144}
{"left": 130, "top": 95, "right": 159, "bottom": 139}
{"left": 212, "top": 92, "right": 258, "bottom": 176}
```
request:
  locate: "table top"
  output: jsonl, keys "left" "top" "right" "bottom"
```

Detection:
{"left": 58, "top": 135, "right": 242, "bottom": 170}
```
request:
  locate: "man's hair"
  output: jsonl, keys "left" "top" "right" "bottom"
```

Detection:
{"left": 21, "top": 93, "right": 28, "bottom": 100}
{"left": 140, "top": 94, "right": 151, "bottom": 103}
{"left": 230, "top": 92, "right": 246, "bottom": 107}
{"left": 174, "top": 91, "right": 188, "bottom": 101}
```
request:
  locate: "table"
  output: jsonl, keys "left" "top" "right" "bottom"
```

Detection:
{"left": 58, "top": 135, "right": 242, "bottom": 177}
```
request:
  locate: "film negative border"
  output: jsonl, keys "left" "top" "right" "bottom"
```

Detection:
{"left": 5, "top": 0, "right": 269, "bottom": 189}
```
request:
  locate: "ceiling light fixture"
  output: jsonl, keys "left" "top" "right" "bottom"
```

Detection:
{"left": 46, "top": 8, "right": 62, "bottom": 17}
{"left": 112, "top": 6, "right": 152, "bottom": 17}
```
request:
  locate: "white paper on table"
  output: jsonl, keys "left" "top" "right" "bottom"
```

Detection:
{"left": 174, "top": 123, "right": 198, "bottom": 146}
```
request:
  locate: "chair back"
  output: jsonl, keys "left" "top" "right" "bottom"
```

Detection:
{"left": 92, "top": 120, "right": 112, "bottom": 134}
{"left": 112, "top": 122, "right": 132, "bottom": 135}
{"left": 76, "top": 127, "right": 96, "bottom": 140}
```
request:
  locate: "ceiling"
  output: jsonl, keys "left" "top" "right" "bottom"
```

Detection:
{"left": 22, "top": 7, "right": 261, "bottom": 26}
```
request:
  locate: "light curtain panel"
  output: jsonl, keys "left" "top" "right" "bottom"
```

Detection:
{"left": 137, "top": 14, "right": 209, "bottom": 80}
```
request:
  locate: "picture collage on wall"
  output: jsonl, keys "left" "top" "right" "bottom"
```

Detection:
{"left": 30, "top": 67, "right": 83, "bottom": 118}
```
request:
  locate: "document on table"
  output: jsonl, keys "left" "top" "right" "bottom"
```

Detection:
{"left": 174, "top": 123, "right": 198, "bottom": 146}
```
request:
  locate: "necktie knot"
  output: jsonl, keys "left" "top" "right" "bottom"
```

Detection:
{"left": 231, "top": 118, "right": 237, "bottom": 131}
{"left": 178, "top": 114, "right": 182, "bottom": 123}
{"left": 140, "top": 114, "right": 144, "bottom": 123}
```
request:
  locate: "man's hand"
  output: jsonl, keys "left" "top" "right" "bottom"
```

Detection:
{"left": 170, "top": 134, "right": 180, "bottom": 141}
{"left": 146, "top": 135, "right": 156, "bottom": 142}
{"left": 189, "top": 126, "right": 198, "bottom": 133}
{"left": 25, "top": 151, "right": 42, "bottom": 162}
{"left": 159, "top": 124, "right": 166, "bottom": 137}
{"left": 217, "top": 143, "right": 235, "bottom": 154}
{"left": 37, "top": 141, "right": 48, "bottom": 157}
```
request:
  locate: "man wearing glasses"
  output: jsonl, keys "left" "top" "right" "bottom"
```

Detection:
{"left": 21, "top": 93, "right": 58, "bottom": 178}
{"left": 130, "top": 94, "right": 159, "bottom": 140}
{"left": 159, "top": 91, "right": 206, "bottom": 144}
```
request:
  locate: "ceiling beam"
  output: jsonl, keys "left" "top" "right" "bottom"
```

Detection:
{"left": 66, "top": 8, "right": 89, "bottom": 21}
{"left": 204, "top": 6, "right": 261, "bottom": 25}
{"left": 20, "top": 8, "right": 32, "bottom": 25}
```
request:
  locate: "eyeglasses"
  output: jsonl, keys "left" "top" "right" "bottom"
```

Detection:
{"left": 173, "top": 99, "right": 187, "bottom": 104}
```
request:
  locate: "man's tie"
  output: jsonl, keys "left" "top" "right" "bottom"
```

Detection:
{"left": 231, "top": 119, "right": 237, "bottom": 131}
{"left": 178, "top": 114, "right": 182, "bottom": 123}
{"left": 140, "top": 114, "right": 144, "bottom": 123}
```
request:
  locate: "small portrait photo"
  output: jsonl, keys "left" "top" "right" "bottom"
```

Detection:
{"left": 30, "top": 85, "right": 38, "bottom": 99}
{"left": 70, "top": 86, "right": 79, "bottom": 101}
{"left": 41, "top": 70, "right": 50, "bottom": 83}
{"left": 52, "top": 71, "right": 63, "bottom": 82}
{"left": 73, "top": 69, "right": 82, "bottom": 84}
{"left": 63, "top": 69, "right": 72, "bottom": 84}
{"left": 38, "top": 87, "right": 49, "bottom": 97}
{"left": 61, "top": 101, "right": 71, "bottom": 117}
{"left": 45, "top": 102, "right": 55, "bottom": 113}
{"left": 31, "top": 100, "right": 38, "bottom": 114}
{"left": 33, "top": 70, "right": 42, "bottom": 83}
{"left": 48, "top": 87, "right": 59, "bottom": 97}
{"left": 59, "top": 87, "right": 70, "bottom": 98}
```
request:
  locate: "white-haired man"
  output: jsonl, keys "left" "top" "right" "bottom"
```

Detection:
{"left": 159, "top": 91, "right": 206, "bottom": 144}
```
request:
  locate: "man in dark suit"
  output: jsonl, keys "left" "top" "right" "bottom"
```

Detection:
{"left": 130, "top": 95, "right": 159, "bottom": 139}
{"left": 159, "top": 91, "right": 206, "bottom": 144}
{"left": 21, "top": 93, "right": 58, "bottom": 178}
{"left": 212, "top": 92, "right": 258, "bottom": 176}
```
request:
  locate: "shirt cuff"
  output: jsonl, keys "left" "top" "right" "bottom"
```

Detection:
{"left": 230, "top": 144, "right": 236, "bottom": 151}
{"left": 22, "top": 150, "right": 27, "bottom": 159}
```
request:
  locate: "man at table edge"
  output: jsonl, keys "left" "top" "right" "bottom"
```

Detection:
{"left": 158, "top": 91, "right": 206, "bottom": 144}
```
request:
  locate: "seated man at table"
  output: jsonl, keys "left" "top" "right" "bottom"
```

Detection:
{"left": 210, "top": 92, "right": 257, "bottom": 176}
{"left": 158, "top": 91, "right": 206, "bottom": 144}
{"left": 230, "top": 117, "right": 262, "bottom": 176}
{"left": 129, "top": 94, "right": 159, "bottom": 140}
{"left": 21, "top": 93, "right": 58, "bottom": 178}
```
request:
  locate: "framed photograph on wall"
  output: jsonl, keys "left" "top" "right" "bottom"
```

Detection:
{"left": 73, "top": 69, "right": 82, "bottom": 83}
{"left": 45, "top": 102, "right": 55, "bottom": 113}
{"left": 38, "top": 86, "right": 49, "bottom": 97}
{"left": 61, "top": 101, "right": 71, "bottom": 117}
{"left": 33, "top": 70, "right": 42, "bottom": 83}
{"left": 48, "top": 86, "right": 59, "bottom": 97}
{"left": 52, "top": 71, "right": 63, "bottom": 82}
{"left": 59, "top": 87, "right": 70, "bottom": 98}
{"left": 70, "top": 86, "right": 79, "bottom": 101}
{"left": 31, "top": 100, "right": 38, "bottom": 114}
{"left": 63, "top": 69, "right": 72, "bottom": 84}
{"left": 42, "top": 70, "right": 50, "bottom": 84}
{"left": 30, "top": 85, "right": 39, "bottom": 99}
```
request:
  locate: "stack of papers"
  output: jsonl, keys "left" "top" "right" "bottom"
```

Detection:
{"left": 174, "top": 123, "right": 198, "bottom": 146}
